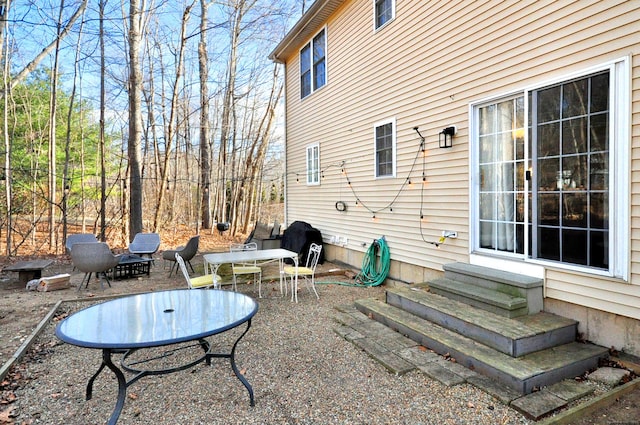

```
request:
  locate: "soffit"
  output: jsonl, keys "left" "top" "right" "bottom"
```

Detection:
{"left": 269, "top": 0, "right": 345, "bottom": 63}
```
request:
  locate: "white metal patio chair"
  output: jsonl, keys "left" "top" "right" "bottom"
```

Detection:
{"left": 176, "top": 253, "right": 221, "bottom": 289}
{"left": 283, "top": 242, "right": 322, "bottom": 303}
{"left": 230, "top": 242, "right": 262, "bottom": 296}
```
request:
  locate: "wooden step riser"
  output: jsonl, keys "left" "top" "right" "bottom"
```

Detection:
{"left": 442, "top": 263, "right": 544, "bottom": 314}
{"left": 444, "top": 271, "right": 524, "bottom": 295}
{"left": 386, "top": 291, "right": 576, "bottom": 357}
{"left": 358, "top": 303, "right": 603, "bottom": 394}
{"left": 443, "top": 263, "right": 544, "bottom": 291}
{"left": 429, "top": 286, "right": 529, "bottom": 318}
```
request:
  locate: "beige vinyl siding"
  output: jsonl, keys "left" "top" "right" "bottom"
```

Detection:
{"left": 281, "top": 0, "right": 640, "bottom": 305}
{"left": 546, "top": 269, "right": 640, "bottom": 321}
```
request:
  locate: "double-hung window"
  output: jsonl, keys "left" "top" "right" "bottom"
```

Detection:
{"left": 300, "top": 28, "right": 326, "bottom": 99}
{"left": 306, "top": 144, "right": 320, "bottom": 185}
{"left": 374, "top": 118, "right": 396, "bottom": 178}
{"left": 374, "top": 0, "right": 395, "bottom": 30}
{"left": 472, "top": 59, "right": 629, "bottom": 279}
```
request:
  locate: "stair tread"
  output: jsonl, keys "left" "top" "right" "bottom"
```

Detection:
{"left": 429, "top": 277, "right": 527, "bottom": 309}
{"left": 356, "top": 298, "right": 607, "bottom": 381}
{"left": 444, "top": 262, "right": 543, "bottom": 289}
{"left": 389, "top": 286, "right": 575, "bottom": 340}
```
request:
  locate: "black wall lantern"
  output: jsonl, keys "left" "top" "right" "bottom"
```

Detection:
{"left": 439, "top": 126, "right": 456, "bottom": 148}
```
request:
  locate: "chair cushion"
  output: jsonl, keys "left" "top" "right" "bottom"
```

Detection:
{"left": 190, "top": 274, "right": 221, "bottom": 288}
{"left": 283, "top": 266, "right": 314, "bottom": 276}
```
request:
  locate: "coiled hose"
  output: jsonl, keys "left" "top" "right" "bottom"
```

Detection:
{"left": 355, "top": 236, "right": 390, "bottom": 287}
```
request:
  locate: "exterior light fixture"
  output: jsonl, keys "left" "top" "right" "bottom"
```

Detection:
{"left": 439, "top": 126, "right": 456, "bottom": 148}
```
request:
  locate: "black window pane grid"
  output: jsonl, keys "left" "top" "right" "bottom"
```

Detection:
{"left": 535, "top": 72, "right": 609, "bottom": 269}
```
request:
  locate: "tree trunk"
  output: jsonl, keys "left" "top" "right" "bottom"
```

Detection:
{"left": 198, "top": 0, "right": 212, "bottom": 230}
{"left": 128, "top": 0, "right": 144, "bottom": 240}
{"left": 63, "top": 4, "right": 86, "bottom": 250}
{"left": 7, "top": 0, "right": 87, "bottom": 95}
{"left": 152, "top": 3, "right": 193, "bottom": 231}
{"left": 0, "top": 0, "right": 11, "bottom": 255}
{"left": 48, "top": 0, "right": 65, "bottom": 248}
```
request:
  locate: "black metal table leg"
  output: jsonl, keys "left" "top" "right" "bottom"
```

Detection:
{"left": 208, "top": 319, "right": 255, "bottom": 406}
{"left": 86, "top": 350, "right": 127, "bottom": 425}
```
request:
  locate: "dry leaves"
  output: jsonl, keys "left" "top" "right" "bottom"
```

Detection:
{"left": 0, "top": 407, "right": 15, "bottom": 424}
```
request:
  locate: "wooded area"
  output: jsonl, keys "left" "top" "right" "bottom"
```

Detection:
{"left": 0, "top": 0, "right": 298, "bottom": 255}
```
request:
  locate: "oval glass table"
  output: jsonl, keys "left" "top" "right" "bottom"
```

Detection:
{"left": 56, "top": 289, "right": 258, "bottom": 424}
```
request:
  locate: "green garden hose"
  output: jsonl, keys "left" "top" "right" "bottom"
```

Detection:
{"left": 354, "top": 236, "right": 390, "bottom": 287}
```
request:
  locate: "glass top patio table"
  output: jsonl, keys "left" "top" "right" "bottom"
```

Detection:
{"left": 57, "top": 289, "right": 257, "bottom": 349}
{"left": 56, "top": 289, "right": 258, "bottom": 424}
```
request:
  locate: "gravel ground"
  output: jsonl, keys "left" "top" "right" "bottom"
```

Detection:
{"left": 6, "top": 275, "right": 532, "bottom": 425}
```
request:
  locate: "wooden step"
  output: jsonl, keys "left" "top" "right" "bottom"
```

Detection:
{"left": 429, "top": 277, "right": 528, "bottom": 318}
{"left": 386, "top": 286, "right": 576, "bottom": 357}
{"left": 354, "top": 298, "right": 608, "bottom": 394}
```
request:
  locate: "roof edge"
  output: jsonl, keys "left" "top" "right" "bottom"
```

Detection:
{"left": 269, "top": 0, "right": 345, "bottom": 63}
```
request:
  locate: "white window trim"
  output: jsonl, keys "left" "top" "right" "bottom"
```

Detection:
{"left": 469, "top": 57, "right": 630, "bottom": 281}
{"left": 299, "top": 26, "right": 327, "bottom": 99}
{"left": 306, "top": 143, "right": 320, "bottom": 186}
{"left": 373, "top": 117, "right": 396, "bottom": 179}
{"left": 373, "top": 0, "right": 395, "bottom": 31}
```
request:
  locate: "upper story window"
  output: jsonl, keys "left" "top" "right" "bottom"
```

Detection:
{"left": 306, "top": 143, "right": 320, "bottom": 185}
{"left": 374, "top": 0, "right": 395, "bottom": 30}
{"left": 374, "top": 118, "right": 396, "bottom": 178}
{"left": 300, "top": 28, "right": 326, "bottom": 99}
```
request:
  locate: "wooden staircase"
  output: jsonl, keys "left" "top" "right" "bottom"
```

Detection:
{"left": 354, "top": 262, "right": 608, "bottom": 394}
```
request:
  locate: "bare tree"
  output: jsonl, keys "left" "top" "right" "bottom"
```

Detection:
{"left": 198, "top": 0, "right": 212, "bottom": 230}
{"left": 152, "top": 2, "right": 194, "bottom": 231}
{"left": 48, "top": 0, "right": 66, "bottom": 248}
{"left": 63, "top": 1, "right": 87, "bottom": 249}
{"left": 0, "top": 0, "right": 11, "bottom": 255}
{"left": 128, "top": 0, "right": 145, "bottom": 239}
{"left": 6, "top": 0, "right": 87, "bottom": 94}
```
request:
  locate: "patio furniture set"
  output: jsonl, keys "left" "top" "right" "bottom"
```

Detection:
{"left": 67, "top": 233, "right": 161, "bottom": 291}
{"left": 56, "top": 227, "right": 324, "bottom": 424}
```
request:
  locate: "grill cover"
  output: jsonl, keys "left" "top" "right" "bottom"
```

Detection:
{"left": 280, "top": 221, "right": 324, "bottom": 265}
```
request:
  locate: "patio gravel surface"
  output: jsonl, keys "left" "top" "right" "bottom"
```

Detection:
{"left": 5, "top": 261, "right": 534, "bottom": 424}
